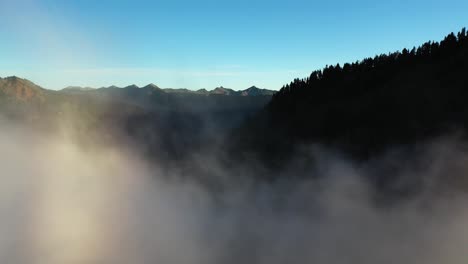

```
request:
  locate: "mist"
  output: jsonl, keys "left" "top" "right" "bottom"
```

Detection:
{"left": 1, "top": 120, "right": 468, "bottom": 264}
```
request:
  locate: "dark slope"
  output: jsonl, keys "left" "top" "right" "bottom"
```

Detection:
{"left": 232, "top": 28, "right": 468, "bottom": 170}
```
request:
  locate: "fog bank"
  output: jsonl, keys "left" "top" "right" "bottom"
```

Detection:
{"left": 1, "top": 122, "right": 468, "bottom": 264}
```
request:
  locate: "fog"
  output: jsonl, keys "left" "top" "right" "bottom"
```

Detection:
{"left": 1, "top": 121, "right": 468, "bottom": 264}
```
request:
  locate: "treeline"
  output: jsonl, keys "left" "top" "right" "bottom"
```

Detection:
{"left": 232, "top": 28, "right": 468, "bottom": 170}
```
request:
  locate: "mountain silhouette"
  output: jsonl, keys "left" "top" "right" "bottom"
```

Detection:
{"left": 231, "top": 28, "right": 468, "bottom": 174}
{"left": 61, "top": 84, "right": 274, "bottom": 96}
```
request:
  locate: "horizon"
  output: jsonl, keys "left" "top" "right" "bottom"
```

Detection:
{"left": 1, "top": 0, "right": 468, "bottom": 90}
{"left": 0, "top": 75, "right": 269, "bottom": 91}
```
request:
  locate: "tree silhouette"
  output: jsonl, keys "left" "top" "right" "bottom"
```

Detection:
{"left": 231, "top": 28, "right": 468, "bottom": 172}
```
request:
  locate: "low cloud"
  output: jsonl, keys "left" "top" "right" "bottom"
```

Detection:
{"left": 0, "top": 120, "right": 468, "bottom": 264}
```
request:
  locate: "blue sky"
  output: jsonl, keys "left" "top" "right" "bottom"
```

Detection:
{"left": 1, "top": 0, "right": 467, "bottom": 90}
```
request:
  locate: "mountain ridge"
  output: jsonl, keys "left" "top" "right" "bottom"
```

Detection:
{"left": 60, "top": 84, "right": 275, "bottom": 96}
{"left": 0, "top": 76, "right": 45, "bottom": 101}
{"left": 231, "top": 27, "right": 468, "bottom": 172}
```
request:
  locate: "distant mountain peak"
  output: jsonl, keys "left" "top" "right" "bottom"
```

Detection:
{"left": 211, "top": 86, "right": 235, "bottom": 95}
{"left": 4, "top": 76, "right": 28, "bottom": 85}
{"left": 240, "top": 86, "right": 276, "bottom": 96}
{"left": 124, "top": 84, "right": 139, "bottom": 89}
{"left": 0, "top": 76, "right": 44, "bottom": 101}
{"left": 62, "top": 86, "right": 95, "bottom": 92}
{"left": 214, "top": 86, "right": 232, "bottom": 90}
{"left": 143, "top": 83, "right": 160, "bottom": 89}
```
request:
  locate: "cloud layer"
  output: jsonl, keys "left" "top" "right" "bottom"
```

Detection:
{"left": 0, "top": 121, "right": 468, "bottom": 264}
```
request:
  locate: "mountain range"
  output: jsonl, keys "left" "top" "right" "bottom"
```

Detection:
{"left": 61, "top": 84, "right": 275, "bottom": 96}
{"left": 0, "top": 76, "right": 276, "bottom": 116}
{"left": 0, "top": 75, "right": 276, "bottom": 165}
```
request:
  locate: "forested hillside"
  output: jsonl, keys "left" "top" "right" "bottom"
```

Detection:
{"left": 233, "top": 28, "right": 468, "bottom": 170}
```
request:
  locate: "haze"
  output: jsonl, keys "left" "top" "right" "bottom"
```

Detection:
{"left": 2, "top": 1, "right": 468, "bottom": 263}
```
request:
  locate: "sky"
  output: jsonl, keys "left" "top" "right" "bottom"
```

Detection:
{"left": 0, "top": 0, "right": 467, "bottom": 90}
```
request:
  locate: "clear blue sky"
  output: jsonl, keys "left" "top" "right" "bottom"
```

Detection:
{"left": 1, "top": 0, "right": 467, "bottom": 90}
